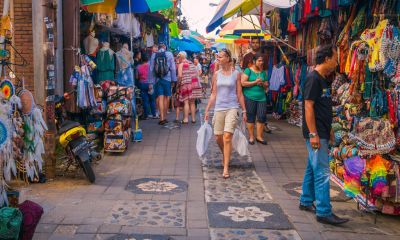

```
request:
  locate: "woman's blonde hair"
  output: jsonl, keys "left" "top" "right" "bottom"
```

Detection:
{"left": 178, "top": 51, "right": 187, "bottom": 59}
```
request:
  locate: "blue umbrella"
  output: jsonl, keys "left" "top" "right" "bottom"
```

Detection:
{"left": 206, "top": 0, "right": 230, "bottom": 33}
{"left": 170, "top": 38, "right": 204, "bottom": 53}
{"left": 116, "top": 0, "right": 149, "bottom": 13}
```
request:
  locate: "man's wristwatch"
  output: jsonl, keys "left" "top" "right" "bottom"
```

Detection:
{"left": 309, "top": 132, "right": 318, "bottom": 138}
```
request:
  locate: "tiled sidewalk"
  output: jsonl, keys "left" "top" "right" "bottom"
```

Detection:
{"left": 27, "top": 116, "right": 209, "bottom": 240}
{"left": 19, "top": 109, "right": 400, "bottom": 240}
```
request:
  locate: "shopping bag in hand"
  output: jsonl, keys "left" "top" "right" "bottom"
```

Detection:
{"left": 232, "top": 123, "right": 250, "bottom": 156}
{"left": 196, "top": 122, "right": 213, "bottom": 157}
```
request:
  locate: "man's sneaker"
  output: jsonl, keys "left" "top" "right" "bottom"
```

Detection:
{"left": 299, "top": 204, "right": 316, "bottom": 213}
{"left": 316, "top": 213, "right": 349, "bottom": 225}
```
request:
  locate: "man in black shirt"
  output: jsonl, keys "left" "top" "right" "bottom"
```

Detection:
{"left": 300, "top": 45, "right": 349, "bottom": 225}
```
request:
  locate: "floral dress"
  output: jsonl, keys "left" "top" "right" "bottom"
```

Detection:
{"left": 178, "top": 60, "right": 203, "bottom": 102}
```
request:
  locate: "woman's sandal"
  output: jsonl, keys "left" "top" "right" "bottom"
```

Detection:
{"left": 181, "top": 120, "right": 189, "bottom": 124}
{"left": 222, "top": 173, "right": 230, "bottom": 179}
{"left": 248, "top": 139, "right": 255, "bottom": 145}
{"left": 256, "top": 139, "right": 268, "bottom": 145}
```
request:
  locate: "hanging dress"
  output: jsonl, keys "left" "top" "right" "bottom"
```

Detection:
{"left": 178, "top": 60, "right": 203, "bottom": 102}
{"left": 96, "top": 48, "right": 115, "bottom": 83}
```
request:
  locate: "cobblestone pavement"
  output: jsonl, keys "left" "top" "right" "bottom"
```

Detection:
{"left": 16, "top": 108, "right": 400, "bottom": 240}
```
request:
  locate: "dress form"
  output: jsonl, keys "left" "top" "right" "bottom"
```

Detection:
{"left": 83, "top": 31, "right": 99, "bottom": 57}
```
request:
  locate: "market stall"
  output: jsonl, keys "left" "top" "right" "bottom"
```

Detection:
{"left": 268, "top": 0, "right": 400, "bottom": 215}
{"left": 74, "top": 0, "right": 174, "bottom": 152}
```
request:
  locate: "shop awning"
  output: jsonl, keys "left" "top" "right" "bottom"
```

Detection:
{"left": 206, "top": 0, "right": 296, "bottom": 33}
{"left": 81, "top": 0, "right": 104, "bottom": 5}
{"left": 83, "top": 0, "right": 173, "bottom": 14}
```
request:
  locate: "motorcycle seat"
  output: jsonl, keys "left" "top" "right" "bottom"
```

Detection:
{"left": 59, "top": 120, "right": 81, "bottom": 134}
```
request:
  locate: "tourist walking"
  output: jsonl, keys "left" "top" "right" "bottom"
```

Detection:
{"left": 241, "top": 53, "right": 269, "bottom": 145}
{"left": 204, "top": 48, "right": 247, "bottom": 179}
{"left": 177, "top": 51, "right": 202, "bottom": 124}
{"left": 137, "top": 54, "right": 156, "bottom": 119}
{"left": 148, "top": 43, "right": 177, "bottom": 125}
{"left": 300, "top": 45, "right": 349, "bottom": 225}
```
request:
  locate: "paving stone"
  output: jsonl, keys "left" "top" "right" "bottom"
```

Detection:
{"left": 187, "top": 228, "right": 209, "bottom": 237}
{"left": 282, "top": 181, "right": 350, "bottom": 202}
{"left": 204, "top": 169, "right": 272, "bottom": 203}
{"left": 98, "top": 224, "right": 122, "bottom": 234}
{"left": 106, "top": 200, "right": 185, "bottom": 228}
{"left": 76, "top": 224, "right": 100, "bottom": 234}
{"left": 35, "top": 224, "right": 58, "bottom": 233}
{"left": 207, "top": 202, "right": 293, "bottom": 230}
{"left": 54, "top": 225, "right": 78, "bottom": 235}
{"left": 107, "top": 233, "right": 173, "bottom": 240}
{"left": 72, "top": 234, "right": 96, "bottom": 240}
{"left": 210, "top": 228, "right": 301, "bottom": 240}
{"left": 33, "top": 232, "right": 52, "bottom": 240}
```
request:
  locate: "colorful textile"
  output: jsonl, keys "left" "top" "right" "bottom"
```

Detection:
{"left": 343, "top": 156, "right": 365, "bottom": 197}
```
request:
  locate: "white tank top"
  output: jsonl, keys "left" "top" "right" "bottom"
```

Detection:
{"left": 215, "top": 69, "right": 240, "bottom": 111}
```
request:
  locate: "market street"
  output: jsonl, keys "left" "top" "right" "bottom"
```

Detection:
{"left": 20, "top": 109, "right": 400, "bottom": 240}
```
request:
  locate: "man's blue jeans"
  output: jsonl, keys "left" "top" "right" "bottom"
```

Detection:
{"left": 138, "top": 82, "right": 156, "bottom": 117}
{"left": 300, "top": 138, "right": 332, "bottom": 217}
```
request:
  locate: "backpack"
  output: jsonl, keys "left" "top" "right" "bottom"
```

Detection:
{"left": 0, "top": 207, "right": 22, "bottom": 240}
{"left": 154, "top": 52, "right": 169, "bottom": 78}
{"left": 18, "top": 200, "right": 43, "bottom": 240}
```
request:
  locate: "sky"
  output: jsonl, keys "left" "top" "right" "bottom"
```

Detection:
{"left": 180, "top": 0, "right": 220, "bottom": 36}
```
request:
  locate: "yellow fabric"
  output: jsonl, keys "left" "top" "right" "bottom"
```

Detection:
{"left": 0, "top": 16, "right": 12, "bottom": 37}
{"left": 86, "top": 0, "right": 117, "bottom": 14}
{"left": 215, "top": 38, "right": 235, "bottom": 44}
{"left": 361, "top": 19, "right": 388, "bottom": 72}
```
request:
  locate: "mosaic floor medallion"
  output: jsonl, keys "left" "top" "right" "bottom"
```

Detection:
{"left": 207, "top": 202, "right": 292, "bottom": 230}
{"left": 204, "top": 169, "right": 272, "bottom": 203}
{"left": 106, "top": 201, "right": 185, "bottom": 227}
{"left": 126, "top": 178, "right": 187, "bottom": 194}
{"left": 282, "top": 182, "right": 350, "bottom": 202}
{"left": 210, "top": 228, "right": 301, "bottom": 240}
{"left": 108, "top": 234, "right": 173, "bottom": 240}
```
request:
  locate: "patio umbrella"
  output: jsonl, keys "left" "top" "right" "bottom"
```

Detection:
{"left": 83, "top": 0, "right": 173, "bottom": 14}
{"left": 170, "top": 38, "right": 204, "bottom": 52}
{"left": 115, "top": 0, "right": 173, "bottom": 13}
{"left": 206, "top": 0, "right": 296, "bottom": 33}
{"left": 219, "top": 15, "right": 261, "bottom": 36}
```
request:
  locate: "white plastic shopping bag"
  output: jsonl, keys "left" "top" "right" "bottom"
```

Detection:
{"left": 196, "top": 121, "right": 213, "bottom": 157}
{"left": 232, "top": 123, "right": 250, "bottom": 156}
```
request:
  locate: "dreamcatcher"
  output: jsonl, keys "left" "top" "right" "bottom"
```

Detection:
{"left": 17, "top": 83, "right": 47, "bottom": 182}
{"left": 0, "top": 78, "right": 19, "bottom": 207}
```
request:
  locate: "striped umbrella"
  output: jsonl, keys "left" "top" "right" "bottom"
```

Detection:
{"left": 206, "top": 0, "right": 296, "bottom": 33}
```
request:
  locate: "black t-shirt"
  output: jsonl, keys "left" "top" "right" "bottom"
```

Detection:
{"left": 302, "top": 70, "right": 332, "bottom": 139}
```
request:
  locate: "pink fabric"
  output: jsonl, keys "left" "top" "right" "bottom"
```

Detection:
{"left": 137, "top": 63, "right": 149, "bottom": 83}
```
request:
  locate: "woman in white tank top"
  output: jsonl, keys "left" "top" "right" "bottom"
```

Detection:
{"left": 204, "top": 49, "right": 247, "bottom": 179}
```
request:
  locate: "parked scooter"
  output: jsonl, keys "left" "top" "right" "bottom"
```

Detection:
{"left": 54, "top": 92, "right": 100, "bottom": 183}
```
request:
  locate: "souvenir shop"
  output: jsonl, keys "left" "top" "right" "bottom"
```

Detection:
{"left": 66, "top": 5, "right": 171, "bottom": 153}
{"left": 267, "top": 0, "right": 400, "bottom": 215}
